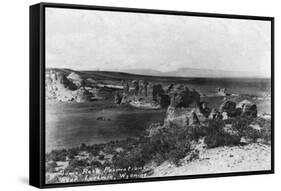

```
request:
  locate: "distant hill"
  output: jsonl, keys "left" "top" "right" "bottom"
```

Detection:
{"left": 46, "top": 68, "right": 265, "bottom": 82}
{"left": 123, "top": 67, "right": 260, "bottom": 78}
{"left": 46, "top": 68, "right": 195, "bottom": 83}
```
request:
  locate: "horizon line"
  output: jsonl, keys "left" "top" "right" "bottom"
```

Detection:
{"left": 45, "top": 67, "right": 271, "bottom": 79}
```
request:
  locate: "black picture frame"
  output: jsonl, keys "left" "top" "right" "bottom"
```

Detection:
{"left": 30, "top": 2, "right": 274, "bottom": 189}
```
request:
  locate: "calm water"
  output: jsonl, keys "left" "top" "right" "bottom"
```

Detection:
{"left": 46, "top": 78, "right": 271, "bottom": 152}
{"left": 46, "top": 102, "right": 166, "bottom": 152}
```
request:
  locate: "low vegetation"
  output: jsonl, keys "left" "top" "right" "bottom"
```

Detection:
{"left": 46, "top": 115, "right": 271, "bottom": 183}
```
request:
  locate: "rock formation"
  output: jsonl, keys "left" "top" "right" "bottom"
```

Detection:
{"left": 237, "top": 100, "right": 257, "bottom": 117}
{"left": 199, "top": 101, "right": 211, "bottom": 118}
{"left": 168, "top": 85, "right": 200, "bottom": 108}
{"left": 165, "top": 106, "right": 205, "bottom": 128}
{"left": 73, "top": 87, "right": 93, "bottom": 103}
{"left": 219, "top": 101, "right": 238, "bottom": 117}
{"left": 152, "top": 84, "right": 165, "bottom": 101}
{"left": 67, "top": 72, "right": 84, "bottom": 88}
{"left": 45, "top": 70, "right": 100, "bottom": 102}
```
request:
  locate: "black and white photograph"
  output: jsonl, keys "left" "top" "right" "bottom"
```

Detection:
{"left": 2, "top": 0, "right": 281, "bottom": 190}
{"left": 42, "top": 4, "right": 273, "bottom": 186}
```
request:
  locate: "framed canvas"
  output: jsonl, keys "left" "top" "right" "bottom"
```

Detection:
{"left": 29, "top": 2, "right": 274, "bottom": 188}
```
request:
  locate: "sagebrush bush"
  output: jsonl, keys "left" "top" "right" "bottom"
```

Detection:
{"left": 231, "top": 116, "right": 271, "bottom": 143}
{"left": 46, "top": 161, "right": 57, "bottom": 173}
{"left": 254, "top": 117, "right": 271, "bottom": 143}
{"left": 204, "top": 119, "right": 240, "bottom": 148}
{"left": 65, "top": 159, "right": 89, "bottom": 173}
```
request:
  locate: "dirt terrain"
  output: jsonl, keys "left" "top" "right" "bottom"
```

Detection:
{"left": 150, "top": 143, "right": 271, "bottom": 177}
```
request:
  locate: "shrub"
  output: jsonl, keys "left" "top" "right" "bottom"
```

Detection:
{"left": 90, "top": 160, "right": 102, "bottom": 168}
{"left": 254, "top": 117, "right": 271, "bottom": 142}
{"left": 231, "top": 116, "right": 271, "bottom": 142}
{"left": 46, "top": 149, "right": 68, "bottom": 161}
{"left": 46, "top": 161, "right": 57, "bottom": 173}
{"left": 145, "top": 125, "right": 192, "bottom": 165}
{"left": 65, "top": 159, "right": 89, "bottom": 172}
{"left": 68, "top": 149, "right": 79, "bottom": 159}
{"left": 205, "top": 119, "right": 240, "bottom": 148}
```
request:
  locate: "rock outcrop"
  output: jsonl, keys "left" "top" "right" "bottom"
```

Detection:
{"left": 67, "top": 72, "right": 84, "bottom": 88}
{"left": 219, "top": 100, "right": 242, "bottom": 117}
{"left": 73, "top": 87, "right": 93, "bottom": 103}
{"left": 169, "top": 85, "right": 200, "bottom": 108}
{"left": 46, "top": 70, "right": 101, "bottom": 102}
{"left": 46, "top": 70, "right": 75, "bottom": 101}
{"left": 164, "top": 106, "right": 205, "bottom": 128}
{"left": 237, "top": 100, "right": 257, "bottom": 117}
{"left": 219, "top": 101, "right": 236, "bottom": 114}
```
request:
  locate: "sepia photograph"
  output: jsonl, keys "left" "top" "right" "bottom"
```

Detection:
{"left": 44, "top": 6, "right": 272, "bottom": 185}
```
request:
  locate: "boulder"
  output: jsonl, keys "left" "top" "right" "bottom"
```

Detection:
{"left": 237, "top": 100, "right": 257, "bottom": 117}
{"left": 219, "top": 101, "right": 237, "bottom": 116}
{"left": 169, "top": 85, "right": 200, "bottom": 108}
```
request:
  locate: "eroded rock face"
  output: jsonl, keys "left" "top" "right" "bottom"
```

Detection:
{"left": 73, "top": 87, "right": 93, "bottom": 103}
{"left": 165, "top": 106, "right": 205, "bottom": 128}
{"left": 169, "top": 85, "right": 200, "bottom": 108}
{"left": 45, "top": 70, "right": 99, "bottom": 102}
{"left": 46, "top": 71, "right": 75, "bottom": 101}
{"left": 67, "top": 72, "right": 84, "bottom": 88}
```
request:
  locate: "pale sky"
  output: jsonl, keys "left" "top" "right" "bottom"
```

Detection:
{"left": 46, "top": 8, "right": 271, "bottom": 77}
